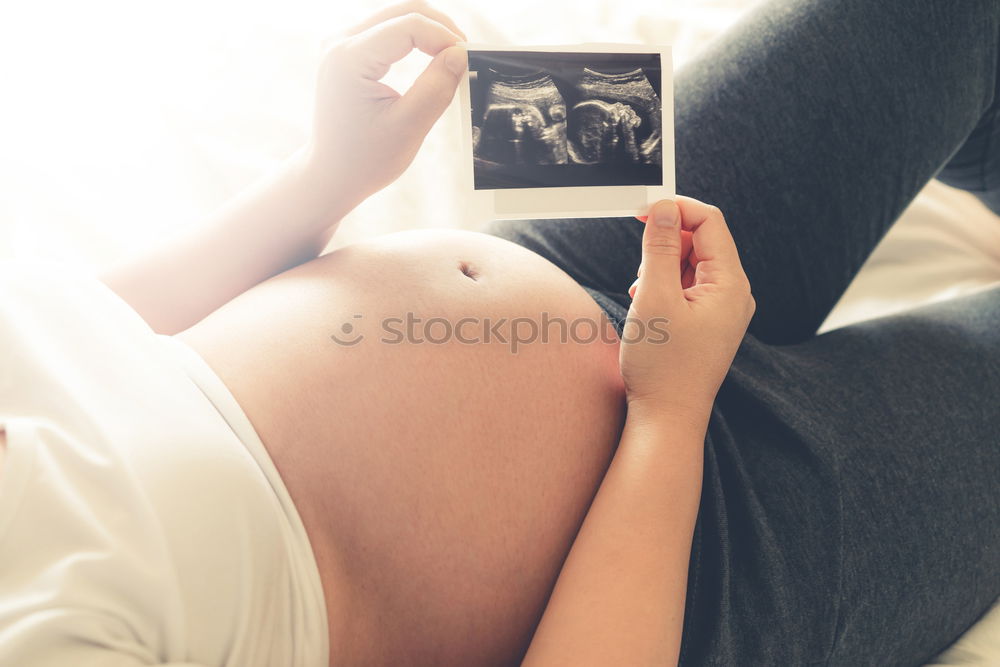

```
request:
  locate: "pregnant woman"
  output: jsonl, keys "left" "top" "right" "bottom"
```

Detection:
{"left": 1, "top": 0, "right": 998, "bottom": 665}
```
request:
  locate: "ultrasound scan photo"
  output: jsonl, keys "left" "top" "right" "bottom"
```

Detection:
{"left": 469, "top": 50, "right": 663, "bottom": 190}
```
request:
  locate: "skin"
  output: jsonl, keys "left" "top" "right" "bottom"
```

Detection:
{"left": 178, "top": 228, "right": 630, "bottom": 666}
{"left": 101, "top": 3, "right": 753, "bottom": 663}
{"left": 523, "top": 198, "right": 754, "bottom": 666}
{"left": 174, "top": 198, "right": 752, "bottom": 667}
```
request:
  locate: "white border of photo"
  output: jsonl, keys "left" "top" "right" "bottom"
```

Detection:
{"left": 457, "top": 42, "right": 674, "bottom": 222}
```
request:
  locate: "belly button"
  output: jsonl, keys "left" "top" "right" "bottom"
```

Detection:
{"left": 458, "top": 260, "right": 480, "bottom": 281}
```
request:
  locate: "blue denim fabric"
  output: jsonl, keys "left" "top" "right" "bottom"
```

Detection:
{"left": 486, "top": 1, "right": 1000, "bottom": 664}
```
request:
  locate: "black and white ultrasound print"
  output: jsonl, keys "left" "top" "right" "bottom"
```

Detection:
{"left": 469, "top": 50, "right": 663, "bottom": 190}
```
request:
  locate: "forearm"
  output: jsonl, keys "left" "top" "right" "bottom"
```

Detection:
{"left": 100, "top": 147, "right": 360, "bottom": 335}
{"left": 522, "top": 403, "right": 709, "bottom": 667}
{"left": 99, "top": 4, "right": 467, "bottom": 336}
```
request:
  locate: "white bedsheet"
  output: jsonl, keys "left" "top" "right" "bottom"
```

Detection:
{"left": 0, "top": 0, "right": 997, "bottom": 663}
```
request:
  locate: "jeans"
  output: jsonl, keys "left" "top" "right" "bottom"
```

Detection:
{"left": 486, "top": 1, "right": 1000, "bottom": 664}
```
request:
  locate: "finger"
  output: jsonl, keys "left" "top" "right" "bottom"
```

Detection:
{"left": 681, "top": 262, "right": 697, "bottom": 290}
{"left": 680, "top": 229, "right": 694, "bottom": 263}
{"left": 390, "top": 45, "right": 466, "bottom": 138}
{"left": 680, "top": 233, "right": 698, "bottom": 289}
{"left": 637, "top": 211, "right": 695, "bottom": 286}
{"left": 632, "top": 198, "right": 683, "bottom": 305}
{"left": 674, "top": 196, "right": 739, "bottom": 262}
{"left": 674, "top": 196, "right": 745, "bottom": 286}
{"left": 344, "top": 0, "right": 468, "bottom": 41}
{"left": 347, "top": 13, "right": 463, "bottom": 80}
{"left": 635, "top": 204, "right": 691, "bottom": 270}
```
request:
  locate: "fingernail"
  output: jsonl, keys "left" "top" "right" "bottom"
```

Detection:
{"left": 445, "top": 48, "right": 466, "bottom": 76}
{"left": 654, "top": 201, "right": 678, "bottom": 228}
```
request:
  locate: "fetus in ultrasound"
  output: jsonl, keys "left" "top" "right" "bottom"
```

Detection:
{"left": 568, "top": 100, "right": 643, "bottom": 165}
{"left": 570, "top": 67, "right": 662, "bottom": 165}
{"left": 474, "top": 70, "right": 569, "bottom": 165}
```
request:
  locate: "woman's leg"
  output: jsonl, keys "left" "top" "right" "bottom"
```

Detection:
{"left": 746, "top": 287, "right": 1000, "bottom": 664}
{"left": 487, "top": 0, "right": 1000, "bottom": 345}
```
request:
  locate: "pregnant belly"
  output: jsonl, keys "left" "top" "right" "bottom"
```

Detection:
{"left": 180, "top": 229, "right": 627, "bottom": 666}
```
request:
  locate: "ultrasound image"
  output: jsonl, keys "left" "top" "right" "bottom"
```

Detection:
{"left": 573, "top": 67, "right": 661, "bottom": 165}
{"left": 470, "top": 51, "right": 664, "bottom": 190}
{"left": 476, "top": 71, "right": 569, "bottom": 165}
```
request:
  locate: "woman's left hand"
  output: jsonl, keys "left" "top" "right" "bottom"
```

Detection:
{"left": 620, "top": 197, "right": 755, "bottom": 417}
{"left": 304, "top": 1, "right": 468, "bottom": 221}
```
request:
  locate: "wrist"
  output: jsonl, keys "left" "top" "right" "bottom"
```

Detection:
{"left": 292, "top": 143, "right": 366, "bottom": 231}
{"left": 624, "top": 395, "right": 712, "bottom": 434}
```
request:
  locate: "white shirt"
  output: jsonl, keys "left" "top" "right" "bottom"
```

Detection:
{"left": 0, "top": 260, "right": 329, "bottom": 666}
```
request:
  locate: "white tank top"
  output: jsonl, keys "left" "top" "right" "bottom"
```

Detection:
{"left": 0, "top": 260, "right": 328, "bottom": 666}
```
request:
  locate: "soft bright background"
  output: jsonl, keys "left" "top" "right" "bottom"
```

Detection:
{"left": 0, "top": 0, "right": 741, "bottom": 264}
{"left": 1, "top": 0, "right": 999, "bottom": 331}
{"left": 0, "top": 1, "right": 998, "bottom": 658}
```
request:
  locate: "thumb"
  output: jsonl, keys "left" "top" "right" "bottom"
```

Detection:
{"left": 391, "top": 46, "right": 466, "bottom": 139}
{"left": 633, "top": 199, "right": 683, "bottom": 305}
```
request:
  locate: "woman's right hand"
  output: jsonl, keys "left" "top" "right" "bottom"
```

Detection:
{"left": 619, "top": 196, "right": 755, "bottom": 419}
{"left": 304, "top": 1, "right": 468, "bottom": 221}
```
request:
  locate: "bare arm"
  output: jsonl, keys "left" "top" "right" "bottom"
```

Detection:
{"left": 523, "top": 197, "right": 755, "bottom": 666}
{"left": 99, "top": 150, "right": 348, "bottom": 335}
{"left": 522, "top": 406, "right": 707, "bottom": 665}
{"left": 101, "top": 1, "right": 468, "bottom": 335}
